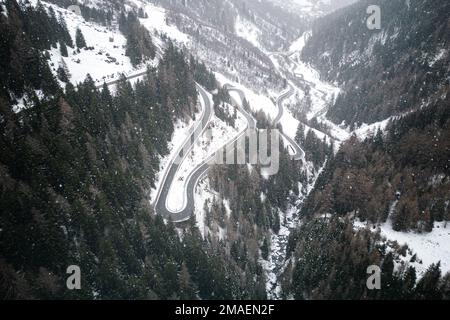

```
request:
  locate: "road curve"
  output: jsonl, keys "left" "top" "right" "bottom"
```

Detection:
{"left": 99, "top": 69, "right": 304, "bottom": 222}
{"left": 154, "top": 82, "right": 306, "bottom": 222}
{"left": 154, "top": 84, "right": 256, "bottom": 222}
{"left": 153, "top": 84, "right": 213, "bottom": 222}
{"left": 274, "top": 84, "right": 305, "bottom": 161}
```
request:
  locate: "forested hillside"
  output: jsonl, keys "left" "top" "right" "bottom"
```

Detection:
{"left": 301, "top": 0, "right": 450, "bottom": 126}
{"left": 0, "top": 0, "right": 262, "bottom": 299}
{"left": 301, "top": 87, "right": 450, "bottom": 232}
{"left": 1, "top": 0, "right": 449, "bottom": 302}
{"left": 282, "top": 217, "right": 450, "bottom": 300}
{"left": 0, "top": 0, "right": 64, "bottom": 105}
{"left": 282, "top": 0, "right": 450, "bottom": 300}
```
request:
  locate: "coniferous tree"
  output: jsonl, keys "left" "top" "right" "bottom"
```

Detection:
{"left": 261, "top": 237, "right": 269, "bottom": 260}
{"left": 58, "top": 16, "right": 73, "bottom": 48}
{"left": 57, "top": 65, "right": 69, "bottom": 82}
{"left": 415, "top": 263, "right": 443, "bottom": 300}
{"left": 75, "top": 28, "right": 87, "bottom": 49}
{"left": 59, "top": 41, "right": 68, "bottom": 57}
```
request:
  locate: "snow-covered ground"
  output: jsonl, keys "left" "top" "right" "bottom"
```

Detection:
{"left": 216, "top": 72, "right": 303, "bottom": 137}
{"left": 193, "top": 176, "right": 229, "bottom": 239}
{"left": 128, "top": 0, "right": 190, "bottom": 44}
{"left": 43, "top": 2, "right": 140, "bottom": 84}
{"left": 268, "top": 0, "right": 328, "bottom": 18}
{"left": 286, "top": 30, "right": 450, "bottom": 283}
{"left": 289, "top": 30, "right": 311, "bottom": 53}
{"left": 352, "top": 117, "right": 392, "bottom": 140}
{"left": 29, "top": 0, "right": 163, "bottom": 90}
{"left": 270, "top": 33, "right": 350, "bottom": 142}
{"left": 38, "top": 0, "right": 191, "bottom": 90}
{"left": 27, "top": 0, "right": 450, "bottom": 296}
{"left": 260, "top": 205, "right": 299, "bottom": 299}
{"left": 149, "top": 116, "right": 200, "bottom": 204}
{"left": 11, "top": 0, "right": 151, "bottom": 113}
{"left": 289, "top": 54, "right": 340, "bottom": 121}
{"left": 261, "top": 162, "right": 323, "bottom": 300}
{"left": 166, "top": 103, "right": 247, "bottom": 212}
{"left": 235, "top": 15, "right": 263, "bottom": 50}
{"left": 193, "top": 177, "right": 213, "bottom": 237}
{"left": 354, "top": 219, "right": 450, "bottom": 277}
{"left": 216, "top": 72, "right": 279, "bottom": 120}
{"left": 12, "top": 90, "right": 45, "bottom": 113}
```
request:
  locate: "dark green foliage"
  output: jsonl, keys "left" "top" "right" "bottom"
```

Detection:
{"left": 80, "top": 5, "right": 113, "bottom": 26}
{"left": 75, "top": 28, "right": 86, "bottom": 49}
{"left": 213, "top": 88, "right": 236, "bottom": 127}
{"left": 57, "top": 65, "right": 69, "bottom": 82}
{"left": 189, "top": 55, "right": 217, "bottom": 91}
{"left": 59, "top": 41, "right": 68, "bottom": 57}
{"left": 296, "top": 124, "right": 333, "bottom": 169}
{"left": 414, "top": 263, "right": 443, "bottom": 300}
{"left": 0, "top": 29, "right": 252, "bottom": 298}
{"left": 284, "top": 218, "right": 449, "bottom": 300}
{"left": 300, "top": 88, "right": 450, "bottom": 232}
{"left": 119, "top": 10, "right": 156, "bottom": 66}
{"left": 261, "top": 237, "right": 269, "bottom": 260}
{"left": 0, "top": 0, "right": 63, "bottom": 102}
{"left": 44, "top": 0, "right": 115, "bottom": 26}
{"left": 302, "top": 0, "right": 450, "bottom": 125}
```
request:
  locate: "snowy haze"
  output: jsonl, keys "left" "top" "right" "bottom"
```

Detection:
{"left": 32, "top": 0, "right": 450, "bottom": 292}
{"left": 267, "top": 0, "right": 359, "bottom": 17}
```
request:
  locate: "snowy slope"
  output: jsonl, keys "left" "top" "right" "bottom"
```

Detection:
{"left": 167, "top": 102, "right": 247, "bottom": 212}
{"left": 128, "top": 0, "right": 190, "bottom": 44}
{"left": 354, "top": 219, "right": 450, "bottom": 278}
{"left": 235, "top": 15, "right": 263, "bottom": 49}
{"left": 287, "top": 30, "right": 450, "bottom": 279}
{"left": 267, "top": 0, "right": 358, "bottom": 18}
{"left": 38, "top": 0, "right": 192, "bottom": 88}
{"left": 35, "top": 1, "right": 141, "bottom": 85}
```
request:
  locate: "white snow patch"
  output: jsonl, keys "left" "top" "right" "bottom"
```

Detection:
{"left": 223, "top": 199, "right": 232, "bottom": 219}
{"left": 429, "top": 49, "right": 447, "bottom": 67}
{"left": 149, "top": 117, "right": 199, "bottom": 204}
{"left": 215, "top": 72, "right": 279, "bottom": 121}
{"left": 12, "top": 90, "right": 45, "bottom": 114}
{"left": 235, "top": 15, "right": 262, "bottom": 49}
{"left": 193, "top": 178, "right": 213, "bottom": 237}
{"left": 1, "top": 3, "right": 8, "bottom": 17}
{"left": 37, "top": 1, "right": 143, "bottom": 86}
{"left": 355, "top": 220, "right": 450, "bottom": 277}
{"left": 289, "top": 31, "right": 311, "bottom": 54}
{"left": 129, "top": 0, "right": 190, "bottom": 44}
{"left": 166, "top": 106, "right": 246, "bottom": 211}
{"left": 353, "top": 117, "right": 392, "bottom": 140}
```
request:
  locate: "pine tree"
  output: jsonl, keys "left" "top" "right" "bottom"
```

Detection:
{"left": 75, "top": 28, "right": 87, "bottom": 49}
{"left": 58, "top": 16, "right": 73, "bottom": 48}
{"left": 178, "top": 262, "right": 197, "bottom": 299}
{"left": 59, "top": 41, "right": 68, "bottom": 57}
{"left": 415, "top": 263, "right": 443, "bottom": 300}
{"left": 295, "top": 123, "right": 305, "bottom": 144}
{"left": 57, "top": 65, "right": 69, "bottom": 83}
{"left": 441, "top": 273, "right": 450, "bottom": 300}
{"left": 261, "top": 237, "right": 269, "bottom": 260}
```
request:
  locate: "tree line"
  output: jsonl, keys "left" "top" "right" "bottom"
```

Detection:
{"left": 0, "top": 1, "right": 259, "bottom": 297}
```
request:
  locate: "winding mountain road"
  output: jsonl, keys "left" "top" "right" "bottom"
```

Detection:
{"left": 154, "top": 84, "right": 256, "bottom": 222}
{"left": 99, "top": 69, "right": 303, "bottom": 222}
{"left": 153, "top": 81, "right": 304, "bottom": 222}
{"left": 274, "top": 84, "right": 305, "bottom": 161}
